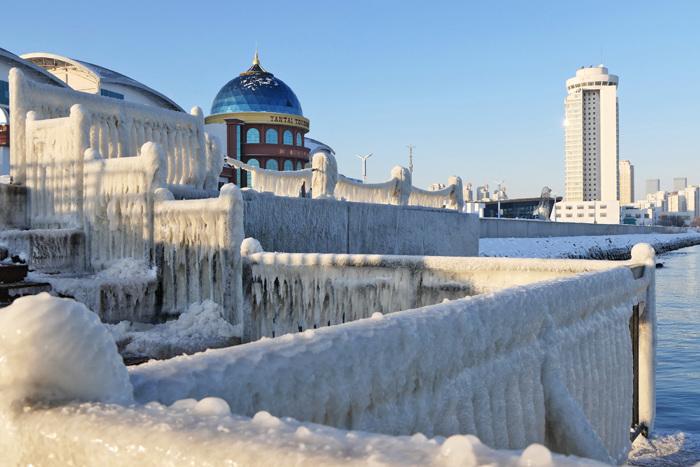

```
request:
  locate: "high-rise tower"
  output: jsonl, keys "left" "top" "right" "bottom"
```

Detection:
{"left": 564, "top": 66, "right": 619, "bottom": 202}
{"left": 619, "top": 160, "right": 634, "bottom": 204}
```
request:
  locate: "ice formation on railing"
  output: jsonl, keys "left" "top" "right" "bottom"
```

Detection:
{"left": 334, "top": 166, "right": 410, "bottom": 205}
{"left": 409, "top": 176, "right": 464, "bottom": 210}
{"left": 132, "top": 259, "right": 655, "bottom": 463}
{"left": 229, "top": 158, "right": 312, "bottom": 197}
{"left": 24, "top": 106, "right": 89, "bottom": 228}
{"left": 83, "top": 142, "right": 167, "bottom": 270}
{"left": 10, "top": 68, "right": 218, "bottom": 191}
{"left": 154, "top": 184, "right": 243, "bottom": 323}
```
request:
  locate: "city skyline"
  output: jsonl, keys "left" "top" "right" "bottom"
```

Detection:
{"left": 2, "top": 0, "right": 699, "bottom": 197}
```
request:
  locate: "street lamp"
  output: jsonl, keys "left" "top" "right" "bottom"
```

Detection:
{"left": 357, "top": 153, "right": 372, "bottom": 183}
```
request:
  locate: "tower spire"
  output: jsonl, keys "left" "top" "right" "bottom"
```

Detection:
{"left": 253, "top": 48, "right": 260, "bottom": 66}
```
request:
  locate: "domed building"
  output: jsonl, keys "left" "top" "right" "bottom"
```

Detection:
{"left": 205, "top": 52, "right": 310, "bottom": 186}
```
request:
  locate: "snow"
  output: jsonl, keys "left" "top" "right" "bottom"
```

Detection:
{"left": 132, "top": 265, "right": 651, "bottom": 463}
{"left": 0, "top": 293, "right": 132, "bottom": 407}
{"left": 480, "top": 232, "right": 700, "bottom": 259}
{"left": 627, "top": 430, "right": 700, "bottom": 466}
{"left": 1, "top": 398, "right": 605, "bottom": 466}
{"left": 107, "top": 300, "right": 241, "bottom": 360}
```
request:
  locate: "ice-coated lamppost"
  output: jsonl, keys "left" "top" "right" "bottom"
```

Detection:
{"left": 357, "top": 153, "right": 372, "bottom": 183}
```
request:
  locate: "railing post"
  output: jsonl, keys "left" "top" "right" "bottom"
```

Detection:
{"left": 391, "top": 166, "right": 411, "bottom": 205}
{"left": 311, "top": 150, "right": 337, "bottom": 199}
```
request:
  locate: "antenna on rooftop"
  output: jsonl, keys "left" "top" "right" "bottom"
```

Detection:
{"left": 407, "top": 144, "right": 415, "bottom": 174}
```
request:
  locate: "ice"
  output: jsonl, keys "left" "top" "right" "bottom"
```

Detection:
{"left": 0, "top": 293, "right": 132, "bottom": 407}
{"left": 107, "top": 300, "right": 241, "bottom": 360}
{"left": 192, "top": 397, "right": 231, "bottom": 416}
{"left": 229, "top": 158, "right": 312, "bottom": 197}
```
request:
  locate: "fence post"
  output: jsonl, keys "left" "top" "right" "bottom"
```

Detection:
{"left": 390, "top": 166, "right": 411, "bottom": 205}
{"left": 630, "top": 243, "right": 656, "bottom": 434}
{"left": 448, "top": 176, "right": 464, "bottom": 211}
{"left": 311, "top": 150, "right": 337, "bottom": 199}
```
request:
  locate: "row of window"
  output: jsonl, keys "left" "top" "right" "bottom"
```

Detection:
{"left": 246, "top": 127, "right": 302, "bottom": 146}
{"left": 0, "top": 80, "right": 8, "bottom": 106}
{"left": 246, "top": 158, "right": 304, "bottom": 171}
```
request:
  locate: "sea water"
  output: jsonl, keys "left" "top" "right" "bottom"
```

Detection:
{"left": 629, "top": 244, "right": 700, "bottom": 466}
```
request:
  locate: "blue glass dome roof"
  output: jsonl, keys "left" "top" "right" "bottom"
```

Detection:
{"left": 210, "top": 54, "right": 303, "bottom": 117}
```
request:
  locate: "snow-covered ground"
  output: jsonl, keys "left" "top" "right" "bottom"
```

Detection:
{"left": 107, "top": 300, "right": 241, "bottom": 361}
{"left": 480, "top": 232, "right": 700, "bottom": 259}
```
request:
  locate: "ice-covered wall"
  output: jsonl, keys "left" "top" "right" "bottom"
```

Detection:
{"left": 132, "top": 254, "right": 656, "bottom": 463}
{"left": 10, "top": 68, "right": 218, "bottom": 191}
{"left": 0, "top": 228, "right": 85, "bottom": 272}
{"left": 409, "top": 176, "right": 464, "bottom": 210}
{"left": 241, "top": 250, "right": 630, "bottom": 342}
{"left": 242, "top": 190, "right": 480, "bottom": 256}
{"left": 83, "top": 142, "right": 167, "bottom": 270}
{"left": 0, "top": 182, "right": 28, "bottom": 229}
{"left": 154, "top": 184, "right": 243, "bottom": 323}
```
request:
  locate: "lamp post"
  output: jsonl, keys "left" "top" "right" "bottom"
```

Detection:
{"left": 357, "top": 153, "right": 372, "bottom": 183}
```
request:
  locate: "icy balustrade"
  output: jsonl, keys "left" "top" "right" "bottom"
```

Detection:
{"left": 132, "top": 244, "right": 657, "bottom": 464}
{"left": 153, "top": 184, "right": 243, "bottom": 323}
{"left": 227, "top": 151, "right": 465, "bottom": 210}
{"left": 10, "top": 68, "right": 221, "bottom": 191}
{"left": 241, "top": 246, "right": 637, "bottom": 342}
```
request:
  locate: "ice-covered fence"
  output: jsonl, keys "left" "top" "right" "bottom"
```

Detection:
{"left": 241, "top": 249, "right": 633, "bottom": 342}
{"left": 408, "top": 176, "right": 464, "bottom": 211}
{"left": 9, "top": 68, "right": 219, "bottom": 191}
{"left": 132, "top": 245, "right": 657, "bottom": 464}
{"left": 24, "top": 105, "right": 90, "bottom": 228}
{"left": 228, "top": 158, "right": 312, "bottom": 197}
{"left": 153, "top": 184, "right": 243, "bottom": 322}
{"left": 334, "top": 166, "right": 411, "bottom": 205}
{"left": 83, "top": 142, "right": 167, "bottom": 270}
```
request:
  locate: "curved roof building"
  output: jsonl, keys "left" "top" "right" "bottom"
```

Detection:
{"left": 21, "top": 52, "right": 183, "bottom": 112}
{"left": 205, "top": 52, "right": 311, "bottom": 187}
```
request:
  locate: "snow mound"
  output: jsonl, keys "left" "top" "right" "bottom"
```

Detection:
{"left": 108, "top": 300, "right": 241, "bottom": 360}
{"left": 0, "top": 293, "right": 133, "bottom": 406}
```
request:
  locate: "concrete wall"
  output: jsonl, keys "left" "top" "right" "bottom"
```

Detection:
{"left": 242, "top": 191, "right": 479, "bottom": 256}
{"left": 480, "top": 217, "right": 685, "bottom": 238}
{"left": 0, "top": 183, "right": 28, "bottom": 229}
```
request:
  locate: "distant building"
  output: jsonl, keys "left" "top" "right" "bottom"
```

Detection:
{"left": 685, "top": 186, "right": 700, "bottom": 218}
{"left": 645, "top": 179, "right": 660, "bottom": 196}
{"left": 673, "top": 177, "right": 688, "bottom": 191}
{"left": 564, "top": 66, "right": 619, "bottom": 202}
{"left": 554, "top": 200, "right": 621, "bottom": 224}
{"left": 205, "top": 52, "right": 311, "bottom": 186}
{"left": 476, "top": 185, "right": 489, "bottom": 201}
{"left": 483, "top": 196, "right": 561, "bottom": 220}
{"left": 619, "top": 160, "right": 634, "bottom": 204}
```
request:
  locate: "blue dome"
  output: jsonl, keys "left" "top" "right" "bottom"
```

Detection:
{"left": 210, "top": 57, "right": 303, "bottom": 117}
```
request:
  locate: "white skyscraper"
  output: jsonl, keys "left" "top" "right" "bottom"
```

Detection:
{"left": 564, "top": 66, "right": 619, "bottom": 202}
{"left": 619, "top": 160, "right": 634, "bottom": 204}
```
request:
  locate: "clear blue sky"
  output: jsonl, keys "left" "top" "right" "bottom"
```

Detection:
{"left": 4, "top": 0, "right": 700, "bottom": 197}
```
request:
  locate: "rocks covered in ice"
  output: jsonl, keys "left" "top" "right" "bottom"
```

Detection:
{"left": 108, "top": 300, "right": 241, "bottom": 361}
{"left": 0, "top": 293, "right": 132, "bottom": 406}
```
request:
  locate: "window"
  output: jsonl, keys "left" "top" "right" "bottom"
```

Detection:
{"left": 296, "top": 161, "right": 303, "bottom": 170}
{"left": 296, "top": 133, "right": 302, "bottom": 146}
{"left": 283, "top": 160, "right": 294, "bottom": 171}
{"left": 246, "top": 128, "right": 260, "bottom": 143}
{"left": 247, "top": 158, "right": 260, "bottom": 186}
{"left": 266, "top": 159, "right": 278, "bottom": 170}
{"left": 265, "top": 129, "right": 278, "bottom": 144}
{"left": 0, "top": 80, "right": 8, "bottom": 106}
{"left": 100, "top": 89, "right": 124, "bottom": 100}
{"left": 283, "top": 130, "right": 293, "bottom": 145}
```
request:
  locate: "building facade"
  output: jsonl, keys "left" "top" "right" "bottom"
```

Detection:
{"left": 564, "top": 66, "right": 619, "bottom": 202}
{"left": 673, "top": 177, "right": 688, "bottom": 191}
{"left": 205, "top": 53, "right": 310, "bottom": 186}
{"left": 645, "top": 179, "right": 660, "bottom": 196}
{"left": 554, "top": 200, "right": 621, "bottom": 224}
{"left": 619, "top": 159, "right": 634, "bottom": 204}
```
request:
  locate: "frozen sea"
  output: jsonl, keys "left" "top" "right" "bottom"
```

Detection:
{"left": 628, "top": 244, "right": 700, "bottom": 466}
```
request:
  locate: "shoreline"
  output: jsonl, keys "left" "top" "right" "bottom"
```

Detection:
{"left": 480, "top": 231, "right": 700, "bottom": 260}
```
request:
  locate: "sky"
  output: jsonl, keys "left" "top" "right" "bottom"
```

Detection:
{"left": 3, "top": 0, "right": 700, "bottom": 198}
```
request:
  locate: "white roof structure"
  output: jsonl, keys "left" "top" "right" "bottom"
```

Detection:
{"left": 0, "top": 47, "right": 67, "bottom": 89}
{"left": 21, "top": 52, "right": 183, "bottom": 112}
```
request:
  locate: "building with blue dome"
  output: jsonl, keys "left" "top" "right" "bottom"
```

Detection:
{"left": 205, "top": 52, "right": 310, "bottom": 186}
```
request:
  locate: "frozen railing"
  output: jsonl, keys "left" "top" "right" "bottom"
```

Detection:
{"left": 408, "top": 176, "right": 464, "bottom": 210}
{"left": 83, "top": 142, "right": 167, "bottom": 270}
{"left": 9, "top": 68, "right": 220, "bottom": 191}
{"left": 24, "top": 106, "right": 89, "bottom": 228}
{"left": 226, "top": 152, "right": 464, "bottom": 210}
{"left": 153, "top": 184, "right": 243, "bottom": 323}
{"left": 228, "top": 158, "right": 312, "bottom": 197}
{"left": 132, "top": 244, "right": 657, "bottom": 464}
